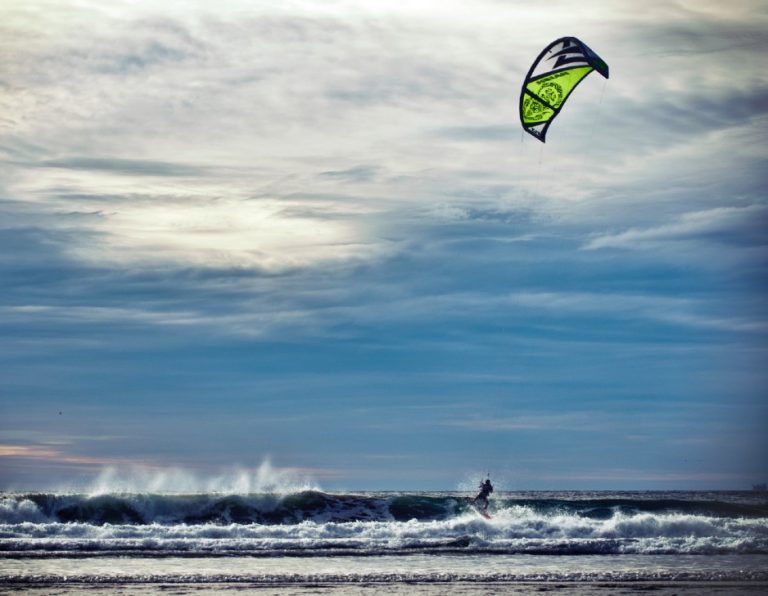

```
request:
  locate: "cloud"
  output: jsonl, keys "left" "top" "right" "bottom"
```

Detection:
{"left": 0, "top": 444, "right": 124, "bottom": 466}
{"left": 584, "top": 204, "right": 768, "bottom": 251}
{"left": 443, "top": 412, "right": 608, "bottom": 432}
{"left": 36, "top": 157, "right": 208, "bottom": 177}
{"left": 3, "top": 0, "right": 765, "bottom": 274}
{"left": 434, "top": 125, "right": 520, "bottom": 142}
{"left": 0, "top": 304, "right": 200, "bottom": 327}
{"left": 505, "top": 290, "right": 768, "bottom": 334}
{"left": 3, "top": 191, "right": 390, "bottom": 272}
{"left": 600, "top": 87, "right": 768, "bottom": 159}
{"left": 319, "top": 165, "right": 380, "bottom": 183}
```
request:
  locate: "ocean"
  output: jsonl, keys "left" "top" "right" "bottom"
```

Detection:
{"left": 2, "top": 489, "right": 768, "bottom": 594}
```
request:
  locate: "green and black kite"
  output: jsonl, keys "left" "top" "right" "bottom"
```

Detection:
{"left": 519, "top": 37, "right": 609, "bottom": 142}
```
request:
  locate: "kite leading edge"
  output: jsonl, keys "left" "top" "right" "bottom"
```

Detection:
{"left": 519, "top": 37, "right": 609, "bottom": 142}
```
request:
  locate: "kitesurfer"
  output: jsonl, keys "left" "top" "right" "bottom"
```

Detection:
{"left": 474, "top": 477, "right": 493, "bottom": 511}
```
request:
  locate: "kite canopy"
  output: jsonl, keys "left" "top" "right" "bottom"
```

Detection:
{"left": 519, "top": 37, "right": 609, "bottom": 142}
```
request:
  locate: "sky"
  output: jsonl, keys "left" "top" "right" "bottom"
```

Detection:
{"left": 1, "top": 0, "right": 766, "bottom": 492}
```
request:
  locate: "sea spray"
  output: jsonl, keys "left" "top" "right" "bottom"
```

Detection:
{"left": 86, "top": 459, "right": 318, "bottom": 496}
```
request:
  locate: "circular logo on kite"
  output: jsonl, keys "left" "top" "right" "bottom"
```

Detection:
{"left": 526, "top": 98, "right": 544, "bottom": 118}
{"left": 538, "top": 81, "right": 563, "bottom": 107}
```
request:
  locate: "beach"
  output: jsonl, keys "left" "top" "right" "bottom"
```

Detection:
{"left": 5, "top": 578, "right": 768, "bottom": 595}
{"left": 2, "top": 491, "right": 767, "bottom": 594}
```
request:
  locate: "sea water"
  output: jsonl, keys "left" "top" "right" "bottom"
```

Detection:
{"left": 1, "top": 490, "right": 767, "bottom": 588}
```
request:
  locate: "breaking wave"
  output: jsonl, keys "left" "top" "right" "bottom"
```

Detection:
{"left": 2, "top": 491, "right": 767, "bottom": 526}
{"left": 2, "top": 491, "right": 767, "bottom": 556}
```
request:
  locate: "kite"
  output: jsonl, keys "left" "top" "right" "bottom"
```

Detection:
{"left": 519, "top": 37, "right": 609, "bottom": 142}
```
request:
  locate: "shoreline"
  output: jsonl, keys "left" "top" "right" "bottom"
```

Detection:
{"left": 3, "top": 580, "right": 768, "bottom": 595}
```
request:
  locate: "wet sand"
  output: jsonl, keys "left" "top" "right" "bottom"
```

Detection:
{"left": 3, "top": 582, "right": 768, "bottom": 595}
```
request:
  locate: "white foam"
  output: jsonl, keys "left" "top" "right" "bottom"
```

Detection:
{"left": 0, "top": 498, "right": 47, "bottom": 524}
{"left": 2, "top": 495, "right": 766, "bottom": 556}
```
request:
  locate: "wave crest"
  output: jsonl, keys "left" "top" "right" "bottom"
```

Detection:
{"left": 2, "top": 492, "right": 767, "bottom": 556}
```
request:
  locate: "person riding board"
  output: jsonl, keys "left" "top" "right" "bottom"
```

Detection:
{"left": 473, "top": 477, "right": 493, "bottom": 511}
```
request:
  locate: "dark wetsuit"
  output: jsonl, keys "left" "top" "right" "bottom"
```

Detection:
{"left": 474, "top": 479, "right": 493, "bottom": 510}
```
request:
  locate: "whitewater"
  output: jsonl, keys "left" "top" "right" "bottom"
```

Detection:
{"left": 2, "top": 488, "right": 768, "bottom": 593}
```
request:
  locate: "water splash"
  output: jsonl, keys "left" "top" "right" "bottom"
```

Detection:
{"left": 87, "top": 459, "right": 318, "bottom": 495}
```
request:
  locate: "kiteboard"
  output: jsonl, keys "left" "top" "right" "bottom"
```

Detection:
{"left": 469, "top": 500, "right": 492, "bottom": 520}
